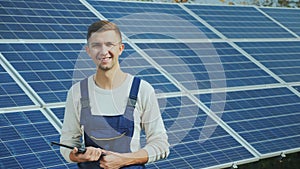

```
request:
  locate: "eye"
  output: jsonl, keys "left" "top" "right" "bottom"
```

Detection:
{"left": 105, "top": 42, "right": 115, "bottom": 48}
{"left": 91, "top": 43, "right": 101, "bottom": 48}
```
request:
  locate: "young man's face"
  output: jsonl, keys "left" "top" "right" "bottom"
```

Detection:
{"left": 86, "top": 30, "right": 124, "bottom": 71}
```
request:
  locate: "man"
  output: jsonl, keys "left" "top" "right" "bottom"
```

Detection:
{"left": 60, "top": 20, "right": 170, "bottom": 169}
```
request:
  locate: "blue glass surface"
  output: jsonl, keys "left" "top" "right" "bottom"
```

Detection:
{"left": 87, "top": 0, "right": 219, "bottom": 39}
{"left": 294, "top": 85, "right": 300, "bottom": 92}
{"left": 0, "top": 43, "right": 179, "bottom": 103}
{"left": 261, "top": 7, "right": 300, "bottom": 36}
{"left": 51, "top": 107, "right": 65, "bottom": 123}
{"left": 0, "top": 0, "right": 99, "bottom": 39}
{"left": 197, "top": 87, "right": 300, "bottom": 154}
{"left": 185, "top": 5, "right": 295, "bottom": 38}
{"left": 145, "top": 96, "right": 255, "bottom": 168}
{"left": 0, "top": 43, "right": 86, "bottom": 103}
{"left": 236, "top": 41, "right": 300, "bottom": 83}
{"left": 0, "top": 110, "right": 76, "bottom": 169}
{"left": 0, "top": 65, "right": 34, "bottom": 108}
{"left": 1, "top": 1, "right": 300, "bottom": 168}
{"left": 137, "top": 42, "right": 278, "bottom": 90}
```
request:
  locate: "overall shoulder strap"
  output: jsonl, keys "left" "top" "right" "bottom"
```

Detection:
{"left": 80, "top": 78, "right": 90, "bottom": 124}
{"left": 80, "top": 78, "right": 90, "bottom": 109}
{"left": 128, "top": 77, "right": 141, "bottom": 108}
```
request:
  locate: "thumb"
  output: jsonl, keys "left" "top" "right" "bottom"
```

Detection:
{"left": 72, "top": 147, "right": 79, "bottom": 154}
{"left": 101, "top": 150, "right": 110, "bottom": 155}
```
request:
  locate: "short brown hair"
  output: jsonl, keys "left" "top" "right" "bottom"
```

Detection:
{"left": 86, "top": 20, "right": 122, "bottom": 41}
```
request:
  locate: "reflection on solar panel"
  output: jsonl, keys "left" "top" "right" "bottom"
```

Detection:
{"left": 0, "top": 0, "right": 300, "bottom": 168}
{"left": 150, "top": 96, "right": 255, "bottom": 168}
{"left": 236, "top": 41, "right": 300, "bottom": 83}
{"left": 261, "top": 8, "right": 300, "bottom": 37}
{"left": 119, "top": 44, "right": 180, "bottom": 93}
{"left": 137, "top": 42, "right": 278, "bottom": 90}
{"left": 0, "top": 43, "right": 178, "bottom": 104}
{"left": 197, "top": 87, "right": 300, "bottom": 155}
{"left": 185, "top": 5, "right": 296, "bottom": 38}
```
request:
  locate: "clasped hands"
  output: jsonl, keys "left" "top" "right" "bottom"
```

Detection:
{"left": 70, "top": 146, "right": 125, "bottom": 169}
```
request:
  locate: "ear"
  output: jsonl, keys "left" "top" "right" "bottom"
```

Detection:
{"left": 118, "top": 43, "right": 125, "bottom": 56}
{"left": 85, "top": 44, "right": 92, "bottom": 58}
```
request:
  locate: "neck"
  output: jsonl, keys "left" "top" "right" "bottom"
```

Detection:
{"left": 94, "top": 68, "right": 127, "bottom": 90}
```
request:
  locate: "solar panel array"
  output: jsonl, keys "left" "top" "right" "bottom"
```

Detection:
{"left": 1, "top": 0, "right": 300, "bottom": 169}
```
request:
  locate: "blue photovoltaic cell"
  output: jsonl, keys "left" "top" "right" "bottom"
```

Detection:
{"left": 87, "top": 0, "right": 219, "bottom": 39}
{"left": 149, "top": 96, "right": 254, "bottom": 168}
{"left": 0, "top": 0, "right": 99, "bottom": 39}
{"left": 236, "top": 41, "right": 300, "bottom": 83}
{"left": 119, "top": 44, "right": 179, "bottom": 93}
{"left": 294, "top": 86, "right": 300, "bottom": 92}
{"left": 261, "top": 7, "right": 300, "bottom": 37}
{"left": 185, "top": 5, "right": 295, "bottom": 38}
{"left": 0, "top": 43, "right": 179, "bottom": 103}
{"left": 0, "top": 64, "right": 34, "bottom": 108}
{"left": 0, "top": 43, "right": 89, "bottom": 103}
{"left": 0, "top": 110, "right": 77, "bottom": 169}
{"left": 136, "top": 42, "right": 278, "bottom": 90}
{"left": 1, "top": 1, "right": 300, "bottom": 169}
{"left": 197, "top": 87, "right": 300, "bottom": 154}
{"left": 51, "top": 107, "right": 65, "bottom": 123}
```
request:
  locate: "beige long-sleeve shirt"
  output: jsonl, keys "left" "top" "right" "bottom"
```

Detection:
{"left": 60, "top": 74, "right": 169, "bottom": 163}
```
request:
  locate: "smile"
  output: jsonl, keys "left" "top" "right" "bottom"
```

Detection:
{"left": 99, "top": 56, "right": 112, "bottom": 63}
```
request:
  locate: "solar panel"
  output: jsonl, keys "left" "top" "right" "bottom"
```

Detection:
{"left": 148, "top": 96, "right": 255, "bottom": 168}
{"left": 0, "top": 62, "right": 34, "bottom": 108}
{"left": 0, "top": 43, "right": 179, "bottom": 104}
{"left": 197, "top": 87, "right": 300, "bottom": 155}
{"left": 86, "top": 0, "right": 220, "bottom": 39}
{"left": 0, "top": 0, "right": 99, "bottom": 39}
{"left": 0, "top": 110, "right": 77, "bottom": 169}
{"left": 136, "top": 42, "right": 278, "bottom": 90}
{"left": 236, "top": 41, "right": 300, "bottom": 83}
{"left": 261, "top": 7, "right": 300, "bottom": 37}
{"left": 0, "top": 43, "right": 88, "bottom": 103}
{"left": 294, "top": 85, "right": 300, "bottom": 93}
{"left": 119, "top": 43, "right": 180, "bottom": 93}
{"left": 185, "top": 4, "right": 296, "bottom": 38}
{"left": 51, "top": 107, "right": 65, "bottom": 123}
{"left": 1, "top": 0, "right": 300, "bottom": 168}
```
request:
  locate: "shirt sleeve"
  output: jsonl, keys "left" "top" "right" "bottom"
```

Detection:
{"left": 60, "top": 84, "right": 82, "bottom": 163}
{"left": 140, "top": 81, "right": 170, "bottom": 163}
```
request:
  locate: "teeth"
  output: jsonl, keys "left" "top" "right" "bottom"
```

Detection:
{"left": 100, "top": 57, "right": 111, "bottom": 62}
{"left": 102, "top": 57, "right": 110, "bottom": 60}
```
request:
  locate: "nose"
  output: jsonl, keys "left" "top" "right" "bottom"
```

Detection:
{"left": 98, "top": 45, "right": 110, "bottom": 57}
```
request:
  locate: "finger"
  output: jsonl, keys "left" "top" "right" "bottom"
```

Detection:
{"left": 72, "top": 147, "right": 78, "bottom": 154}
{"left": 96, "top": 148, "right": 102, "bottom": 159}
{"left": 101, "top": 149, "right": 109, "bottom": 155}
{"left": 91, "top": 149, "right": 101, "bottom": 161}
{"left": 100, "top": 163, "right": 105, "bottom": 169}
{"left": 100, "top": 162, "right": 108, "bottom": 169}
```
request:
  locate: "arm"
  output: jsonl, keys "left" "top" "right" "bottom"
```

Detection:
{"left": 60, "top": 86, "right": 82, "bottom": 162}
{"left": 60, "top": 85, "right": 105, "bottom": 163}
{"left": 99, "top": 149, "right": 148, "bottom": 168}
{"left": 69, "top": 146, "right": 103, "bottom": 163}
{"left": 140, "top": 82, "right": 170, "bottom": 163}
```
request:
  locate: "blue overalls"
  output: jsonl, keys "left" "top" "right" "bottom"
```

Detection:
{"left": 78, "top": 77, "right": 145, "bottom": 169}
